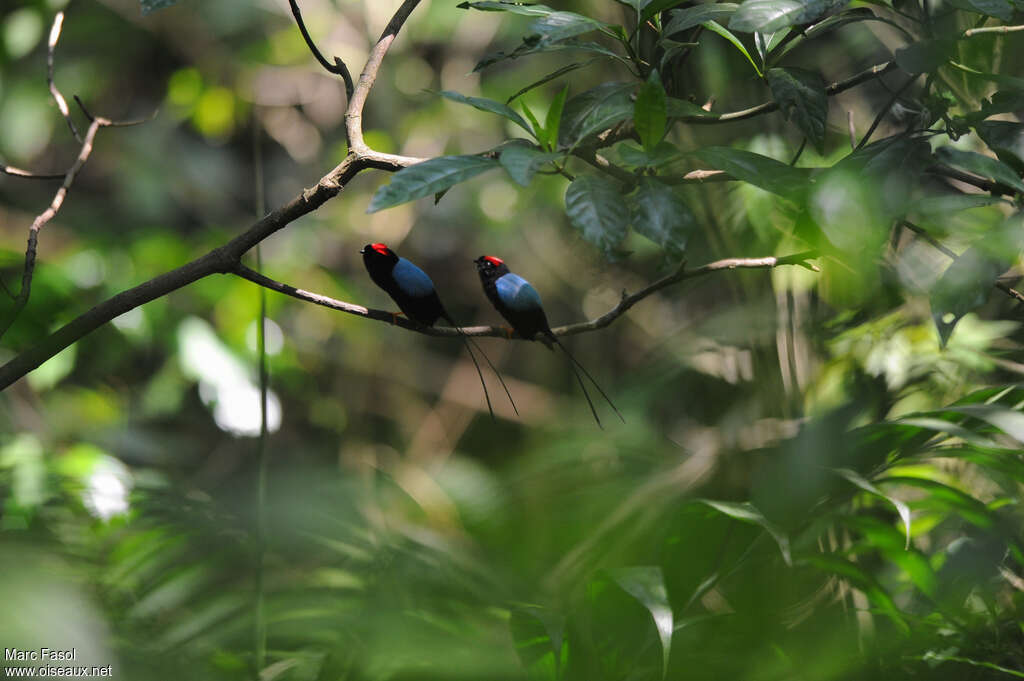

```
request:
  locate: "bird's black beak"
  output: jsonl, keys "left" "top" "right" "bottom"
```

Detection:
{"left": 359, "top": 247, "right": 366, "bottom": 254}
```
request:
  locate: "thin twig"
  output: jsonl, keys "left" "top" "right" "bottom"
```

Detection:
{"left": 678, "top": 61, "right": 898, "bottom": 124}
{"left": 230, "top": 252, "right": 820, "bottom": 340}
{"left": 927, "top": 164, "right": 1019, "bottom": 196}
{"left": 847, "top": 111, "right": 856, "bottom": 150}
{"left": 855, "top": 75, "right": 917, "bottom": 151}
{"left": 288, "top": 0, "right": 355, "bottom": 100}
{"left": 0, "top": 117, "right": 108, "bottom": 340}
{"left": 1, "top": 165, "right": 65, "bottom": 180}
{"left": 47, "top": 13, "right": 80, "bottom": 143}
{"left": 963, "top": 23, "right": 1024, "bottom": 37}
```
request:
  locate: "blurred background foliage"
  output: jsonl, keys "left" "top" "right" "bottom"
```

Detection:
{"left": 1, "top": 0, "right": 1024, "bottom": 679}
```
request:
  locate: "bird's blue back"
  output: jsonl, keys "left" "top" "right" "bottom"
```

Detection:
{"left": 392, "top": 257, "right": 436, "bottom": 297}
{"left": 496, "top": 273, "right": 543, "bottom": 311}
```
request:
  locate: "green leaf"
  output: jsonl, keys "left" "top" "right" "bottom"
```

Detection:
{"left": 367, "top": 156, "right": 499, "bottom": 212}
{"left": 934, "top": 146, "right": 1024, "bottom": 193}
{"left": 834, "top": 468, "right": 912, "bottom": 549}
{"left": 629, "top": 178, "right": 694, "bottom": 257}
{"left": 878, "top": 477, "right": 996, "bottom": 531}
{"left": 929, "top": 243, "right": 1006, "bottom": 346}
{"left": 666, "top": 97, "right": 721, "bottom": 121}
{"left": 521, "top": 102, "right": 543, "bottom": 141}
{"left": 605, "top": 567, "right": 673, "bottom": 679}
{"left": 474, "top": 40, "right": 624, "bottom": 72}
{"left": 506, "top": 62, "right": 587, "bottom": 104}
{"left": 527, "top": 11, "right": 609, "bottom": 45}
{"left": 701, "top": 20, "right": 762, "bottom": 76}
{"left": 564, "top": 175, "right": 630, "bottom": 257}
{"left": 663, "top": 3, "right": 739, "bottom": 35}
{"left": 766, "top": 67, "right": 827, "bottom": 150}
{"left": 805, "top": 555, "right": 909, "bottom": 633}
{"left": 618, "top": 141, "right": 681, "bottom": 168}
{"left": 140, "top": 0, "right": 177, "bottom": 14}
{"left": 438, "top": 91, "right": 533, "bottom": 133}
{"left": 635, "top": 71, "right": 668, "bottom": 151}
{"left": 908, "top": 193, "right": 1007, "bottom": 216}
{"left": 894, "top": 39, "right": 955, "bottom": 74}
{"left": 558, "top": 82, "right": 635, "bottom": 148}
{"left": 544, "top": 86, "right": 569, "bottom": 152}
{"left": 975, "top": 120, "right": 1024, "bottom": 173}
{"left": 947, "top": 0, "right": 1014, "bottom": 20}
{"left": 696, "top": 499, "right": 792, "bottom": 565}
{"left": 729, "top": 0, "right": 850, "bottom": 33}
{"left": 937, "top": 405, "right": 1024, "bottom": 444}
{"left": 456, "top": 1, "right": 556, "bottom": 16}
{"left": 641, "top": 0, "right": 691, "bottom": 22}
{"left": 509, "top": 605, "right": 565, "bottom": 681}
{"left": 500, "top": 143, "right": 561, "bottom": 186}
{"left": 693, "top": 146, "right": 809, "bottom": 198}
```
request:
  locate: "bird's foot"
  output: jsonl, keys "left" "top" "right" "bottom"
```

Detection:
{"left": 390, "top": 311, "right": 405, "bottom": 325}
{"left": 503, "top": 326, "right": 515, "bottom": 339}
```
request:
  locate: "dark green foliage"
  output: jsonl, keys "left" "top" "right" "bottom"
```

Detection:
{"left": 5, "top": 0, "right": 1024, "bottom": 680}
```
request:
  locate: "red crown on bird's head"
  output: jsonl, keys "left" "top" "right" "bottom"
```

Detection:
{"left": 483, "top": 256, "right": 504, "bottom": 266}
{"left": 370, "top": 243, "right": 390, "bottom": 255}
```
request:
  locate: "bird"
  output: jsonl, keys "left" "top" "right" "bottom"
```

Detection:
{"left": 361, "top": 243, "right": 516, "bottom": 419}
{"left": 474, "top": 255, "right": 622, "bottom": 427}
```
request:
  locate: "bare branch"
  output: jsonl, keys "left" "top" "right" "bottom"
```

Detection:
{"left": 346, "top": 0, "right": 422, "bottom": 152}
{"left": 1, "top": 165, "right": 65, "bottom": 180}
{"left": 288, "top": 0, "right": 355, "bottom": 100}
{"left": 47, "top": 12, "right": 81, "bottom": 143}
{"left": 0, "top": 117, "right": 108, "bottom": 340}
{"left": 963, "top": 23, "right": 1024, "bottom": 37}
{"left": 927, "top": 164, "right": 1020, "bottom": 197}
{"left": 855, "top": 75, "right": 917, "bottom": 151}
{"left": 230, "top": 253, "right": 821, "bottom": 342}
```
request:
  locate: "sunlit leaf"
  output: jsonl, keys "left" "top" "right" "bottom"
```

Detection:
{"left": 564, "top": 174, "right": 629, "bottom": 257}
{"left": 937, "top": 405, "right": 1024, "bottom": 444}
{"left": 701, "top": 20, "right": 762, "bottom": 76}
{"left": 834, "top": 467, "right": 912, "bottom": 549}
{"left": 696, "top": 499, "right": 792, "bottom": 565}
{"left": 606, "top": 567, "right": 673, "bottom": 679}
{"left": 544, "top": 85, "right": 569, "bottom": 151}
{"left": 527, "top": 11, "right": 610, "bottom": 44}
{"left": 438, "top": 90, "right": 533, "bottom": 133}
{"left": 367, "top": 156, "right": 499, "bottom": 212}
{"left": 509, "top": 605, "right": 565, "bottom": 680}
{"left": 730, "top": 0, "right": 850, "bottom": 33}
{"left": 663, "top": 3, "right": 739, "bottom": 35}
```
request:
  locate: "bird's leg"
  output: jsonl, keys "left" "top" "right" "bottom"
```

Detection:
{"left": 390, "top": 311, "right": 405, "bottom": 325}
{"left": 503, "top": 326, "right": 515, "bottom": 339}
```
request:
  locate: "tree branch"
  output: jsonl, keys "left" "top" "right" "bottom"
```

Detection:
{"left": 228, "top": 252, "right": 821, "bottom": 341}
{"left": 288, "top": 0, "right": 355, "bottom": 100}
{"left": 47, "top": 13, "right": 80, "bottom": 143}
{"left": 0, "top": 1, "right": 427, "bottom": 390}
{"left": 0, "top": 116, "right": 109, "bottom": 340}
{"left": 963, "top": 23, "right": 1024, "bottom": 37}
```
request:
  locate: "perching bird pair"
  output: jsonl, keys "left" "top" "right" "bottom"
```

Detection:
{"left": 360, "top": 243, "right": 622, "bottom": 426}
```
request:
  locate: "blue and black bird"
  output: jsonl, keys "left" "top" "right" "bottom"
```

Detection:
{"left": 474, "top": 255, "right": 622, "bottom": 427}
{"left": 361, "top": 243, "right": 516, "bottom": 419}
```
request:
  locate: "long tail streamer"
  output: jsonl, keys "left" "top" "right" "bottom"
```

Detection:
{"left": 551, "top": 335, "right": 624, "bottom": 427}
